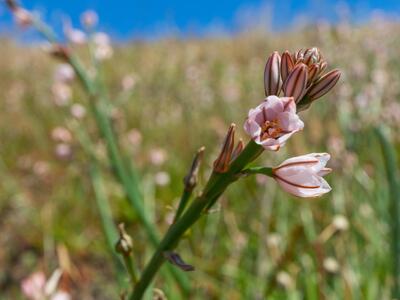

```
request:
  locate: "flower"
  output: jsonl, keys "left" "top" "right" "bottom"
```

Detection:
{"left": 93, "top": 32, "right": 113, "bottom": 60}
{"left": 272, "top": 153, "right": 332, "bottom": 197}
{"left": 244, "top": 96, "right": 304, "bottom": 151}
{"left": 81, "top": 10, "right": 98, "bottom": 28}
{"left": 63, "top": 19, "right": 87, "bottom": 45}
{"left": 21, "top": 271, "right": 46, "bottom": 300}
{"left": 54, "top": 64, "right": 75, "bottom": 84}
{"left": 21, "top": 269, "right": 70, "bottom": 300}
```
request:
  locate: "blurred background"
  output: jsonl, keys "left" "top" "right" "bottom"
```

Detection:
{"left": 0, "top": 0, "right": 400, "bottom": 299}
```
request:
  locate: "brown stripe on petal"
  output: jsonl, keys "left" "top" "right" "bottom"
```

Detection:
{"left": 307, "top": 69, "right": 341, "bottom": 100}
{"left": 274, "top": 174, "right": 320, "bottom": 189}
{"left": 273, "top": 160, "right": 319, "bottom": 171}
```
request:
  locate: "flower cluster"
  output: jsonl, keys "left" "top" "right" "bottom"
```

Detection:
{"left": 214, "top": 48, "right": 339, "bottom": 198}
{"left": 264, "top": 48, "right": 341, "bottom": 111}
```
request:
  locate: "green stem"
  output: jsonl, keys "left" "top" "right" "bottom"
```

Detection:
{"left": 69, "top": 51, "right": 191, "bottom": 294}
{"left": 173, "top": 189, "right": 192, "bottom": 224}
{"left": 130, "top": 141, "right": 263, "bottom": 299}
{"left": 375, "top": 126, "right": 400, "bottom": 298}
{"left": 27, "top": 18, "right": 190, "bottom": 294}
{"left": 90, "top": 163, "right": 127, "bottom": 287}
{"left": 123, "top": 254, "right": 139, "bottom": 284}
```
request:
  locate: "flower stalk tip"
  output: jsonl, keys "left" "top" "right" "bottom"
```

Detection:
{"left": 183, "top": 146, "right": 205, "bottom": 192}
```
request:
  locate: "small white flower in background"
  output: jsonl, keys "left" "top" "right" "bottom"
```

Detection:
{"left": 149, "top": 148, "right": 167, "bottom": 166}
{"left": 80, "top": 10, "right": 98, "bottom": 28}
{"left": 55, "top": 143, "right": 73, "bottom": 160}
{"left": 93, "top": 32, "right": 110, "bottom": 45}
{"left": 21, "top": 269, "right": 70, "bottom": 300}
{"left": 33, "top": 161, "right": 50, "bottom": 177}
{"left": 323, "top": 257, "right": 340, "bottom": 273}
{"left": 155, "top": 171, "right": 170, "bottom": 186}
{"left": 127, "top": 128, "right": 142, "bottom": 147}
{"left": 121, "top": 75, "right": 137, "bottom": 91}
{"left": 54, "top": 64, "right": 75, "bottom": 84}
{"left": 70, "top": 103, "right": 86, "bottom": 119}
{"left": 63, "top": 19, "right": 87, "bottom": 45}
{"left": 266, "top": 233, "right": 281, "bottom": 247}
{"left": 276, "top": 271, "right": 294, "bottom": 289}
{"left": 21, "top": 271, "right": 46, "bottom": 300}
{"left": 93, "top": 32, "right": 113, "bottom": 60}
{"left": 52, "top": 83, "right": 72, "bottom": 106}
{"left": 332, "top": 215, "right": 349, "bottom": 231}
{"left": 51, "top": 127, "right": 72, "bottom": 143}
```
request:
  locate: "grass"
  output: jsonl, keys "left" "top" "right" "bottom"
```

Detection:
{"left": 0, "top": 19, "right": 400, "bottom": 299}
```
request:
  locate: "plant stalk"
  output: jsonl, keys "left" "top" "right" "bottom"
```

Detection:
{"left": 130, "top": 141, "right": 263, "bottom": 299}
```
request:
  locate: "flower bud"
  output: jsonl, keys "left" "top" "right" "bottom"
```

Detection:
{"left": 307, "top": 69, "right": 341, "bottom": 100}
{"left": 183, "top": 147, "right": 204, "bottom": 192}
{"left": 283, "top": 63, "right": 308, "bottom": 103}
{"left": 264, "top": 51, "right": 281, "bottom": 96}
{"left": 272, "top": 153, "right": 332, "bottom": 198}
{"left": 115, "top": 224, "right": 133, "bottom": 256}
{"left": 281, "top": 51, "right": 294, "bottom": 83}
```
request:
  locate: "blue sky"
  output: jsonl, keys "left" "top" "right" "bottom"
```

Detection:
{"left": 1, "top": 0, "right": 400, "bottom": 39}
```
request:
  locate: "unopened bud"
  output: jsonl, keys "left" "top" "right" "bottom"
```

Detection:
{"left": 213, "top": 124, "right": 236, "bottom": 173}
{"left": 281, "top": 51, "right": 294, "bottom": 82}
{"left": 115, "top": 223, "right": 133, "bottom": 256}
{"left": 332, "top": 214, "right": 349, "bottom": 231}
{"left": 307, "top": 69, "right": 341, "bottom": 101}
{"left": 183, "top": 147, "right": 205, "bottom": 192}
{"left": 283, "top": 63, "right": 308, "bottom": 103}
{"left": 264, "top": 51, "right": 281, "bottom": 96}
{"left": 307, "top": 64, "right": 320, "bottom": 85}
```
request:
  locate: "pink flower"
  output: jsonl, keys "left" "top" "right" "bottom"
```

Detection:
{"left": 21, "top": 272, "right": 46, "bottom": 300}
{"left": 272, "top": 153, "right": 332, "bottom": 197}
{"left": 244, "top": 96, "right": 304, "bottom": 151}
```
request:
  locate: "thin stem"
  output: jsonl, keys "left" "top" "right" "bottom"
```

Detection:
{"left": 27, "top": 16, "right": 191, "bottom": 294}
{"left": 375, "top": 126, "right": 400, "bottom": 298}
{"left": 123, "top": 254, "right": 139, "bottom": 284}
{"left": 173, "top": 190, "right": 192, "bottom": 224}
{"left": 130, "top": 141, "right": 263, "bottom": 299}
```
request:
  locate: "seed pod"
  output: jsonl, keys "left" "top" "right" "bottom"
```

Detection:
{"left": 213, "top": 124, "right": 236, "bottom": 173}
{"left": 283, "top": 63, "right": 308, "bottom": 103}
{"left": 183, "top": 147, "right": 205, "bottom": 192}
{"left": 264, "top": 51, "right": 281, "bottom": 96}
{"left": 307, "top": 69, "right": 341, "bottom": 100}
